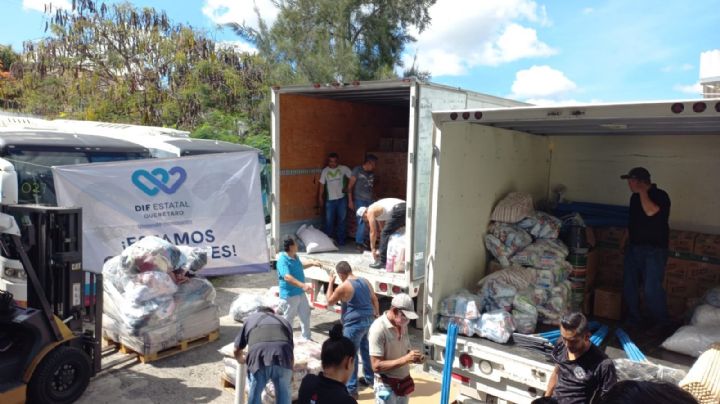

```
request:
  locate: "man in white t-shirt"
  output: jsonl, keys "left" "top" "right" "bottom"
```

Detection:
{"left": 357, "top": 198, "right": 406, "bottom": 269}
{"left": 318, "top": 152, "right": 353, "bottom": 246}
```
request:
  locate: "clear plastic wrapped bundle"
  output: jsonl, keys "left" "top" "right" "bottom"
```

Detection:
{"left": 518, "top": 212, "right": 563, "bottom": 239}
{"left": 511, "top": 239, "right": 569, "bottom": 269}
{"left": 614, "top": 358, "right": 687, "bottom": 384}
{"left": 102, "top": 238, "right": 218, "bottom": 354}
{"left": 480, "top": 280, "right": 517, "bottom": 313}
{"left": 479, "top": 310, "right": 516, "bottom": 344}
{"left": 176, "top": 245, "right": 208, "bottom": 273}
{"left": 484, "top": 223, "right": 533, "bottom": 267}
{"left": 691, "top": 304, "right": 720, "bottom": 326}
{"left": 386, "top": 228, "right": 407, "bottom": 273}
{"left": 120, "top": 236, "right": 182, "bottom": 274}
{"left": 229, "top": 291, "right": 281, "bottom": 323}
{"left": 662, "top": 326, "right": 720, "bottom": 357}
{"left": 440, "top": 290, "right": 483, "bottom": 319}
{"left": 437, "top": 315, "right": 478, "bottom": 337}
{"left": 705, "top": 287, "right": 720, "bottom": 307}
{"left": 512, "top": 292, "right": 538, "bottom": 334}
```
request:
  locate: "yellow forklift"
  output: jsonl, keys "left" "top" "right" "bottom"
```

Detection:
{"left": 0, "top": 206, "right": 101, "bottom": 404}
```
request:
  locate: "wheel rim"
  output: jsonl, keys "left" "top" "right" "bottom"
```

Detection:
{"left": 51, "top": 362, "right": 79, "bottom": 396}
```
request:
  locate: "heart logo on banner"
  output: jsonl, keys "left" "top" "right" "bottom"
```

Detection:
{"left": 131, "top": 167, "right": 187, "bottom": 196}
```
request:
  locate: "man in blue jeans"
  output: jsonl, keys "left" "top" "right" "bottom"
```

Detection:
{"left": 234, "top": 307, "right": 294, "bottom": 404}
{"left": 326, "top": 261, "right": 380, "bottom": 399}
{"left": 348, "top": 154, "right": 377, "bottom": 251}
{"left": 319, "top": 152, "right": 352, "bottom": 246}
{"left": 620, "top": 167, "right": 671, "bottom": 333}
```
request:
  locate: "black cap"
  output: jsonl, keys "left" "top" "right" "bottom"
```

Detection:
{"left": 620, "top": 167, "right": 651, "bottom": 181}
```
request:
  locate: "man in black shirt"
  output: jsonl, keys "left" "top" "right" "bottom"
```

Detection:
{"left": 537, "top": 313, "right": 617, "bottom": 404}
{"left": 620, "top": 167, "right": 671, "bottom": 327}
{"left": 235, "top": 306, "right": 294, "bottom": 404}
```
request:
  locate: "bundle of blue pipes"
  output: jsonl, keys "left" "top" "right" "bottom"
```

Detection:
{"left": 616, "top": 328, "right": 647, "bottom": 362}
{"left": 440, "top": 322, "right": 459, "bottom": 404}
{"left": 537, "top": 321, "right": 603, "bottom": 345}
{"left": 589, "top": 325, "right": 609, "bottom": 346}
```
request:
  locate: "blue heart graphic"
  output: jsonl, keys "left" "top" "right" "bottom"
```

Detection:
{"left": 132, "top": 167, "right": 187, "bottom": 196}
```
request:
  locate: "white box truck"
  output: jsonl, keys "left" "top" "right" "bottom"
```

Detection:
{"left": 269, "top": 79, "right": 525, "bottom": 312}
{"left": 423, "top": 99, "right": 720, "bottom": 403}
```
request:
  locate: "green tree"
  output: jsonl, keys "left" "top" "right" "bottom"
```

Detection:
{"left": 14, "top": 0, "right": 269, "bottom": 148}
{"left": 229, "top": 0, "right": 436, "bottom": 83}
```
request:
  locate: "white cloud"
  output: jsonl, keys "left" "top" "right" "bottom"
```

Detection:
{"left": 22, "top": 0, "right": 71, "bottom": 12}
{"left": 674, "top": 82, "right": 702, "bottom": 95}
{"left": 202, "top": 0, "right": 279, "bottom": 29}
{"left": 216, "top": 40, "right": 258, "bottom": 55}
{"left": 404, "top": 0, "right": 555, "bottom": 76}
{"left": 510, "top": 65, "right": 577, "bottom": 99}
{"left": 582, "top": 7, "right": 594, "bottom": 15}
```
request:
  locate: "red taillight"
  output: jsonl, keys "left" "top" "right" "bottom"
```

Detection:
{"left": 474, "top": 111, "right": 483, "bottom": 119}
{"left": 462, "top": 112, "right": 470, "bottom": 120}
{"left": 452, "top": 373, "right": 470, "bottom": 384}
{"left": 459, "top": 353, "right": 473, "bottom": 368}
{"left": 313, "top": 83, "right": 321, "bottom": 88}
{"left": 450, "top": 112, "right": 458, "bottom": 120}
{"left": 392, "top": 286, "right": 401, "bottom": 294}
{"left": 379, "top": 283, "right": 388, "bottom": 292}
{"left": 671, "top": 103, "right": 684, "bottom": 113}
{"left": 352, "top": 80, "right": 360, "bottom": 86}
{"left": 693, "top": 102, "right": 707, "bottom": 113}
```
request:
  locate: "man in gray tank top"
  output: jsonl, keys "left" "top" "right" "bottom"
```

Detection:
{"left": 326, "top": 261, "right": 380, "bottom": 398}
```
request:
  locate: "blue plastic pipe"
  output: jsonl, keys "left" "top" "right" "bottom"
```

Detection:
{"left": 441, "top": 322, "right": 458, "bottom": 404}
{"left": 616, "top": 328, "right": 646, "bottom": 362}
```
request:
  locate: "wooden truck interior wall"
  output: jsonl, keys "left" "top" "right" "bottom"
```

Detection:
{"left": 548, "top": 134, "right": 720, "bottom": 234}
{"left": 427, "top": 124, "right": 550, "bottom": 326}
{"left": 279, "top": 93, "right": 409, "bottom": 226}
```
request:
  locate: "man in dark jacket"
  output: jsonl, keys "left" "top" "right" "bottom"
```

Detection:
{"left": 234, "top": 307, "right": 294, "bottom": 404}
{"left": 538, "top": 313, "right": 617, "bottom": 404}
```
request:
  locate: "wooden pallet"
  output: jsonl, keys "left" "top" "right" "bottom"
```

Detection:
{"left": 220, "top": 374, "right": 235, "bottom": 393}
{"left": 105, "top": 330, "right": 220, "bottom": 364}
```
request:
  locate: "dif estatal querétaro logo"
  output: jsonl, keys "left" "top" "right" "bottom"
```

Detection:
{"left": 131, "top": 167, "right": 187, "bottom": 196}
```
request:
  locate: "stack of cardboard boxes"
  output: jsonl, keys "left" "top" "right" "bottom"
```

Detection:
{"left": 369, "top": 151, "right": 408, "bottom": 200}
{"left": 590, "top": 228, "right": 720, "bottom": 321}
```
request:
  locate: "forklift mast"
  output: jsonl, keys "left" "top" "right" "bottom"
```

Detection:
{"left": 2, "top": 205, "right": 102, "bottom": 375}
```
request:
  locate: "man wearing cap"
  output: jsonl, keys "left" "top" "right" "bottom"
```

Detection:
{"left": 620, "top": 167, "right": 672, "bottom": 331}
{"left": 357, "top": 198, "right": 406, "bottom": 269}
{"left": 368, "top": 293, "right": 423, "bottom": 404}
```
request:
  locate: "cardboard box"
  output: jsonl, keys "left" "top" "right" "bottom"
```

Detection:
{"left": 597, "top": 248, "right": 625, "bottom": 272}
{"left": 665, "top": 257, "right": 690, "bottom": 281}
{"left": 665, "top": 277, "right": 698, "bottom": 298}
{"left": 694, "top": 233, "right": 720, "bottom": 259}
{"left": 392, "top": 138, "right": 408, "bottom": 152}
{"left": 593, "top": 227, "right": 626, "bottom": 246}
{"left": 667, "top": 296, "right": 687, "bottom": 319}
{"left": 379, "top": 138, "right": 393, "bottom": 152}
{"left": 594, "top": 288, "right": 622, "bottom": 321}
{"left": 669, "top": 230, "right": 697, "bottom": 254}
{"left": 686, "top": 262, "right": 720, "bottom": 280}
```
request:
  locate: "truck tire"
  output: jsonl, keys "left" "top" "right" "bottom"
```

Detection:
{"left": 27, "top": 345, "right": 91, "bottom": 404}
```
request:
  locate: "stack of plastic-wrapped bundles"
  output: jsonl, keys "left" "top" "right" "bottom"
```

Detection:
{"left": 219, "top": 339, "right": 323, "bottom": 403}
{"left": 103, "top": 236, "right": 218, "bottom": 356}
{"left": 480, "top": 192, "right": 572, "bottom": 334}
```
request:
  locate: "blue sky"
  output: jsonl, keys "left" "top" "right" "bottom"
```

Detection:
{"left": 1, "top": 0, "right": 718, "bottom": 104}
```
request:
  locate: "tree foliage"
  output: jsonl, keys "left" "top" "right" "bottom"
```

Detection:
{"left": 9, "top": 0, "right": 270, "bottom": 153}
{"left": 229, "top": 0, "right": 436, "bottom": 83}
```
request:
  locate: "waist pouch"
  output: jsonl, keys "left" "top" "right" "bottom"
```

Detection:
{"left": 380, "top": 374, "right": 415, "bottom": 397}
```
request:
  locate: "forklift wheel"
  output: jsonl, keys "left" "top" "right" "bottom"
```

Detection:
{"left": 28, "top": 345, "right": 92, "bottom": 404}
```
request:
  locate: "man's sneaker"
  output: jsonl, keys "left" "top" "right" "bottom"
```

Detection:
{"left": 359, "top": 377, "right": 373, "bottom": 387}
{"left": 369, "top": 261, "right": 385, "bottom": 269}
{"left": 356, "top": 243, "right": 366, "bottom": 252}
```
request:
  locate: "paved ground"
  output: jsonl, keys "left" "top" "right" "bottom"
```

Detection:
{"left": 78, "top": 269, "right": 439, "bottom": 404}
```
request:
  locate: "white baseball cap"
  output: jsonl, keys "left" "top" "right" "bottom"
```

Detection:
{"left": 356, "top": 206, "right": 368, "bottom": 218}
{"left": 391, "top": 293, "right": 418, "bottom": 319}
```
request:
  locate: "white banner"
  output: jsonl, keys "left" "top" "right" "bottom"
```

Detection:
{"left": 53, "top": 152, "right": 269, "bottom": 276}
